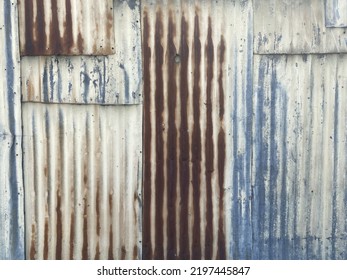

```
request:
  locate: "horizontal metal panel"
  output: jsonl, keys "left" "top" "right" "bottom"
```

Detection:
{"left": 142, "top": 0, "right": 253, "bottom": 259}
{"left": 253, "top": 54, "right": 347, "bottom": 259}
{"left": 21, "top": 0, "right": 142, "bottom": 105}
{"left": 254, "top": 0, "right": 347, "bottom": 54}
{"left": 325, "top": 0, "right": 347, "bottom": 27}
{"left": 0, "top": 0, "right": 24, "bottom": 260}
{"left": 18, "top": 0, "right": 115, "bottom": 55}
{"left": 23, "top": 103, "right": 142, "bottom": 259}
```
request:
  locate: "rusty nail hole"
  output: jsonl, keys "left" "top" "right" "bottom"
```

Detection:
{"left": 174, "top": 54, "right": 181, "bottom": 64}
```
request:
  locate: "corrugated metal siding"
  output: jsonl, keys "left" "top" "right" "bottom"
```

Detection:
{"left": 253, "top": 54, "right": 347, "bottom": 259}
{"left": 0, "top": 0, "right": 24, "bottom": 259}
{"left": 254, "top": 0, "right": 347, "bottom": 54}
{"left": 142, "top": 0, "right": 253, "bottom": 259}
{"left": 325, "top": 0, "right": 347, "bottom": 27}
{"left": 23, "top": 103, "right": 142, "bottom": 259}
{"left": 21, "top": 0, "right": 142, "bottom": 105}
{"left": 18, "top": 0, "right": 115, "bottom": 55}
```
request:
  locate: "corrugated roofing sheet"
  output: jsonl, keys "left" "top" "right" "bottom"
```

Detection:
{"left": 21, "top": 0, "right": 142, "bottom": 105}
{"left": 253, "top": 54, "right": 347, "bottom": 259}
{"left": 23, "top": 103, "right": 142, "bottom": 259}
{"left": 0, "top": 0, "right": 24, "bottom": 260}
{"left": 142, "top": 0, "right": 253, "bottom": 259}
{"left": 18, "top": 0, "right": 115, "bottom": 55}
{"left": 254, "top": 0, "right": 347, "bottom": 54}
{"left": 325, "top": 0, "right": 347, "bottom": 27}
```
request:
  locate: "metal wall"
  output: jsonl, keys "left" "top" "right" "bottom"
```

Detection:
{"left": 142, "top": 0, "right": 253, "bottom": 259}
{"left": 0, "top": 0, "right": 24, "bottom": 260}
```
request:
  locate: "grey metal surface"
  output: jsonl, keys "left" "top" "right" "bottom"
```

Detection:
{"left": 254, "top": 0, "right": 347, "bottom": 54}
{"left": 23, "top": 103, "right": 142, "bottom": 259}
{"left": 0, "top": 0, "right": 24, "bottom": 260}
{"left": 325, "top": 0, "right": 347, "bottom": 27}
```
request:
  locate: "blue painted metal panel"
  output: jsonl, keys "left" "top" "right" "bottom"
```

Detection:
{"left": 0, "top": 0, "right": 24, "bottom": 260}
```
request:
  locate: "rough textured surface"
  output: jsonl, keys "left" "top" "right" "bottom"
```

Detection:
{"left": 142, "top": 0, "right": 253, "bottom": 259}
{"left": 0, "top": 0, "right": 24, "bottom": 260}
{"left": 325, "top": 0, "right": 347, "bottom": 27}
{"left": 254, "top": 0, "right": 347, "bottom": 54}
{"left": 23, "top": 104, "right": 142, "bottom": 260}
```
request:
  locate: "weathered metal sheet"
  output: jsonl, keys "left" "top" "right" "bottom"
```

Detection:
{"left": 21, "top": 0, "right": 142, "bottom": 105}
{"left": 18, "top": 0, "right": 115, "bottom": 55}
{"left": 254, "top": 0, "right": 347, "bottom": 54}
{"left": 142, "top": 0, "right": 253, "bottom": 259}
{"left": 253, "top": 54, "right": 347, "bottom": 259}
{"left": 22, "top": 103, "right": 142, "bottom": 259}
{"left": 325, "top": 0, "right": 347, "bottom": 27}
{"left": 0, "top": 0, "right": 24, "bottom": 259}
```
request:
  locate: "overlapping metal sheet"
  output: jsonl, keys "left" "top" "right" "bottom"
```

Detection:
{"left": 21, "top": 0, "right": 142, "bottom": 105}
{"left": 0, "top": 0, "right": 24, "bottom": 260}
{"left": 254, "top": 0, "right": 347, "bottom": 54}
{"left": 23, "top": 103, "right": 142, "bottom": 259}
{"left": 142, "top": 0, "right": 253, "bottom": 259}
{"left": 325, "top": 0, "right": 347, "bottom": 27}
{"left": 18, "top": 0, "right": 115, "bottom": 55}
{"left": 253, "top": 54, "right": 347, "bottom": 259}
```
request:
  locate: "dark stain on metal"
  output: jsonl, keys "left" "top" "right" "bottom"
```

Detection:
{"left": 108, "top": 193, "right": 113, "bottom": 259}
{"left": 36, "top": 0, "right": 46, "bottom": 54}
{"left": 133, "top": 245, "right": 138, "bottom": 259}
{"left": 204, "top": 17, "right": 214, "bottom": 260}
{"left": 191, "top": 13, "right": 202, "bottom": 260}
{"left": 44, "top": 219, "right": 49, "bottom": 259}
{"left": 217, "top": 36, "right": 226, "bottom": 259}
{"left": 179, "top": 15, "right": 190, "bottom": 260}
{"left": 154, "top": 11, "right": 164, "bottom": 259}
{"left": 166, "top": 11, "right": 177, "bottom": 260}
{"left": 96, "top": 180, "right": 100, "bottom": 236}
{"left": 121, "top": 246, "right": 126, "bottom": 260}
{"left": 142, "top": 11, "right": 152, "bottom": 260}
{"left": 24, "top": 0, "right": 34, "bottom": 54}
{"left": 30, "top": 225, "right": 36, "bottom": 259}
{"left": 56, "top": 109, "right": 63, "bottom": 260}
{"left": 50, "top": 0, "right": 62, "bottom": 54}
{"left": 63, "top": 0, "right": 74, "bottom": 52}
{"left": 70, "top": 213, "right": 75, "bottom": 259}
{"left": 95, "top": 243, "right": 100, "bottom": 260}
{"left": 44, "top": 110, "right": 51, "bottom": 260}
{"left": 82, "top": 199, "right": 88, "bottom": 259}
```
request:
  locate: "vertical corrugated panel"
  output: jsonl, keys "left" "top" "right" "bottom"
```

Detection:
{"left": 20, "top": 0, "right": 142, "bottom": 105}
{"left": 0, "top": 0, "right": 24, "bottom": 259}
{"left": 254, "top": 0, "right": 347, "bottom": 54}
{"left": 253, "top": 54, "right": 347, "bottom": 259}
{"left": 142, "top": 0, "right": 253, "bottom": 259}
{"left": 325, "top": 0, "right": 347, "bottom": 27}
{"left": 23, "top": 104, "right": 142, "bottom": 260}
{"left": 18, "top": 0, "right": 115, "bottom": 55}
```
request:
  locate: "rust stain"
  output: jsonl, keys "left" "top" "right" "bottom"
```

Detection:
{"left": 204, "top": 17, "right": 214, "bottom": 260}
{"left": 179, "top": 15, "right": 190, "bottom": 260}
{"left": 82, "top": 199, "right": 88, "bottom": 259}
{"left": 166, "top": 11, "right": 178, "bottom": 260}
{"left": 133, "top": 245, "right": 138, "bottom": 259}
{"left": 108, "top": 193, "right": 113, "bottom": 259}
{"left": 154, "top": 10, "right": 164, "bottom": 260}
{"left": 62, "top": 0, "right": 74, "bottom": 53}
{"left": 143, "top": 10, "right": 153, "bottom": 260}
{"left": 96, "top": 180, "right": 100, "bottom": 236}
{"left": 30, "top": 225, "right": 36, "bottom": 259}
{"left": 50, "top": 0, "right": 62, "bottom": 54}
{"left": 121, "top": 246, "right": 126, "bottom": 260}
{"left": 95, "top": 243, "right": 100, "bottom": 260}
{"left": 191, "top": 13, "right": 202, "bottom": 260}
{"left": 217, "top": 36, "right": 226, "bottom": 259}
{"left": 44, "top": 219, "right": 49, "bottom": 259}
{"left": 56, "top": 182, "right": 62, "bottom": 259}
{"left": 36, "top": 0, "right": 46, "bottom": 54}
{"left": 23, "top": 0, "right": 34, "bottom": 54}
{"left": 70, "top": 212, "right": 75, "bottom": 259}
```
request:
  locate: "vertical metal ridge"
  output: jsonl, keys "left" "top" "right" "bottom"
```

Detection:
{"left": 142, "top": 0, "right": 253, "bottom": 259}
{"left": 23, "top": 104, "right": 142, "bottom": 259}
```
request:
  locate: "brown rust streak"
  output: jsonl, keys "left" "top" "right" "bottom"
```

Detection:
{"left": 35, "top": 0, "right": 46, "bottom": 54}
{"left": 44, "top": 220, "right": 49, "bottom": 259}
{"left": 121, "top": 246, "right": 126, "bottom": 260}
{"left": 205, "top": 17, "right": 214, "bottom": 260}
{"left": 23, "top": 0, "right": 35, "bottom": 54}
{"left": 82, "top": 155, "right": 88, "bottom": 259}
{"left": 70, "top": 213, "right": 74, "bottom": 259}
{"left": 179, "top": 15, "right": 190, "bottom": 260}
{"left": 56, "top": 110, "right": 63, "bottom": 260}
{"left": 50, "top": 0, "right": 62, "bottom": 54}
{"left": 142, "top": 11, "right": 152, "bottom": 260}
{"left": 63, "top": 0, "right": 74, "bottom": 53}
{"left": 108, "top": 193, "right": 113, "bottom": 259}
{"left": 217, "top": 36, "right": 226, "bottom": 259}
{"left": 133, "top": 245, "right": 138, "bottom": 260}
{"left": 191, "top": 13, "right": 202, "bottom": 260}
{"left": 166, "top": 11, "right": 177, "bottom": 260}
{"left": 154, "top": 11, "right": 164, "bottom": 260}
{"left": 30, "top": 225, "right": 36, "bottom": 259}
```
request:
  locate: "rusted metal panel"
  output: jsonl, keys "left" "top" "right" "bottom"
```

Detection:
{"left": 253, "top": 54, "right": 347, "bottom": 259}
{"left": 21, "top": 0, "right": 142, "bottom": 104}
{"left": 0, "top": 0, "right": 24, "bottom": 259}
{"left": 18, "top": 0, "right": 115, "bottom": 55}
{"left": 325, "top": 0, "right": 347, "bottom": 27}
{"left": 23, "top": 103, "right": 142, "bottom": 259}
{"left": 142, "top": 0, "right": 253, "bottom": 259}
{"left": 254, "top": 0, "right": 347, "bottom": 54}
